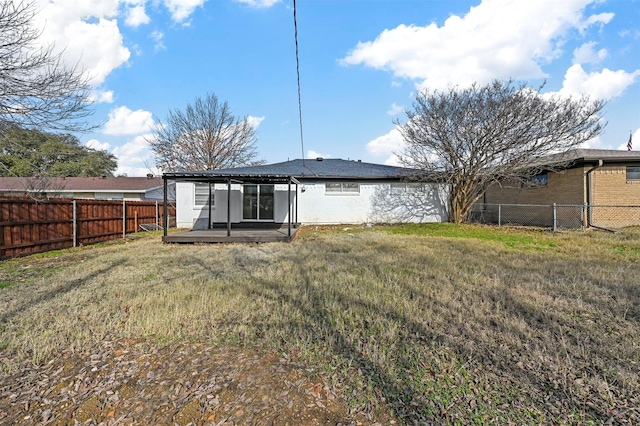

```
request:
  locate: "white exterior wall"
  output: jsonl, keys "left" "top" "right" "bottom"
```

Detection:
{"left": 176, "top": 181, "right": 449, "bottom": 229}
{"left": 176, "top": 182, "right": 243, "bottom": 229}
{"left": 297, "top": 182, "right": 448, "bottom": 224}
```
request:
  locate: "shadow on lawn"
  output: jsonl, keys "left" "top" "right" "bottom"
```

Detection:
{"left": 223, "top": 236, "right": 637, "bottom": 423}
{"left": 248, "top": 271, "right": 437, "bottom": 421}
{"left": 0, "top": 259, "right": 126, "bottom": 325}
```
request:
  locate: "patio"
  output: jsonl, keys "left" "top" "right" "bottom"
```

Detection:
{"left": 162, "top": 224, "right": 298, "bottom": 244}
{"left": 162, "top": 172, "right": 300, "bottom": 244}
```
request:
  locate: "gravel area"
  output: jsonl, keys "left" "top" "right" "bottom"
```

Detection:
{"left": 0, "top": 339, "right": 391, "bottom": 425}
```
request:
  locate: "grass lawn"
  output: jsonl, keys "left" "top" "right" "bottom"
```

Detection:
{"left": 1, "top": 224, "right": 639, "bottom": 424}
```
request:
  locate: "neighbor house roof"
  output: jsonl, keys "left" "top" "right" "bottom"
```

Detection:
{"left": 561, "top": 149, "right": 640, "bottom": 163}
{"left": 163, "top": 158, "right": 423, "bottom": 182}
{"left": 541, "top": 149, "right": 640, "bottom": 168}
{"left": 0, "top": 176, "right": 164, "bottom": 193}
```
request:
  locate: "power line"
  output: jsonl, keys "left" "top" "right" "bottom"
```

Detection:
{"left": 292, "top": 0, "right": 305, "bottom": 165}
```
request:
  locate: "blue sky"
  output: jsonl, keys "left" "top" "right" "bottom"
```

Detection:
{"left": 32, "top": 0, "right": 640, "bottom": 176}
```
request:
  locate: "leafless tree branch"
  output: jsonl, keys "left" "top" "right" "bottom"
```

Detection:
{"left": 148, "top": 93, "right": 263, "bottom": 172}
{"left": 397, "top": 80, "right": 606, "bottom": 223}
{"left": 0, "top": 1, "right": 95, "bottom": 132}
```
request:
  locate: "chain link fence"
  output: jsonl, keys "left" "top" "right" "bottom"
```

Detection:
{"left": 470, "top": 203, "right": 640, "bottom": 230}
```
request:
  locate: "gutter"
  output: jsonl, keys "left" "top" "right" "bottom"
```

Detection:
{"left": 585, "top": 159, "right": 617, "bottom": 232}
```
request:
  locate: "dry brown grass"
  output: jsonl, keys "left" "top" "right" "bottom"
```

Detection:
{"left": 1, "top": 225, "right": 639, "bottom": 424}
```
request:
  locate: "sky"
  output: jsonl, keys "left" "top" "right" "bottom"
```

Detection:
{"left": 28, "top": 0, "right": 640, "bottom": 176}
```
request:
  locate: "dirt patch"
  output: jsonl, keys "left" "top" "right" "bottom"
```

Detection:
{"left": 0, "top": 339, "right": 392, "bottom": 425}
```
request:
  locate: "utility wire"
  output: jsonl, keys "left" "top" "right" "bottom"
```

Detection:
{"left": 292, "top": 0, "right": 305, "bottom": 166}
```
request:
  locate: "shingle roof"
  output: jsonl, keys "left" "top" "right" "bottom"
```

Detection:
{"left": 562, "top": 149, "right": 640, "bottom": 162}
{"left": 164, "top": 158, "right": 421, "bottom": 180}
{"left": 0, "top": 176, "right": 163, "bottom": 192}
{"left": 532, "top": 149, "right": 640, "bottom": 170}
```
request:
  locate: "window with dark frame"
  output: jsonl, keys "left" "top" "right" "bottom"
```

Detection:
{"left": 627, "top": 167, "right": 640, "bottom": 181}
{"left": 523, "top": 173, "right": 548, "bottom": 188}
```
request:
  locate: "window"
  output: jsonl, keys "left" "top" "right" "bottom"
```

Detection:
{"left": 325, "top": 182, "right": 359, "bottom": 194}
{"left": 194, "top": 183, "right": 213, "bottom": 206}
{"left": 95, "top": 192, "right": 124, "bottom": 200}
{"left": 627, "top": 167, "right": 640, "bottom": 181}
{"left": 390, "top": 182, "right": 421, "bottom": 194}
{"left": 523, "top": 173, "right": 548, "bottom": 188}
{"left": 243, "top": 184, "right": 274, "bottom": 221}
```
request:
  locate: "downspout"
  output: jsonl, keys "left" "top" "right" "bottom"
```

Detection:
{"left": 585, "top": 159, "right": 616, "bottom": 232}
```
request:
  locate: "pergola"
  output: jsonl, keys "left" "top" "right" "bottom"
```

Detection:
{"left": 162, "top": 171, "right": 300, "bottom": 240}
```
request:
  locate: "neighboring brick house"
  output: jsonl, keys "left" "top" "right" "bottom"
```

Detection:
{"left": 480, "top": 149, "right": 640, "bottom": 228}
{"left": 0, "top": 176, "right": 175, "bottom": 201}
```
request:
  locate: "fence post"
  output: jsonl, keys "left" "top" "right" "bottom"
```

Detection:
{"left": 582, "top": 203, "right": 587, "bottom": 230}
{"left": 0, "top": 201, "right": 5, "bottom": 259}
{"left": 73, "top": 200, "right": 77, "bottom": 247}
{"left": 155, "top": 201, "right": 159, "bottom": 228}
{"left": 552, "top": 203, "right": 557, "bottom": 232}
{"left": 498, "top": 204, "right": 501, "bottom": 226}
{"left": 122, "top": 199, "right": 126, "bottom": 239}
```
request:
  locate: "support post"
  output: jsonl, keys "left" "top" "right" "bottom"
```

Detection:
{"left": 498, "top": 204, "right": 501, "bottom": 226}
{"left": 73, "top": 200, "right": 77, "bottom": 247}
{"left": 134, "top": 210, "right": 138, "bottom": 233}
{"left": 122, "top": 199, "right": 126, "bottom": 238}
{"left": 227, "top": 180, "right": 231, "bottom": 237}
{"left": 287, "top": 177, "right": 292, "bottom": 237}
{"left": 552, "top": 203, "right": 557, "bottom": 232}
{"left": 155, "top": 201, "right": 159, "bottom": 228}
{"left": 295, "top": 183, "right": 299, "bottom": 226}
{"left": 163, "top": 178, "right": 168, "bottom": 237}
{"left": 583, "top": 202, "right": 588, "bottom": 230}
{"left": 208, "top": 182, "right": 212, "bottom": 229}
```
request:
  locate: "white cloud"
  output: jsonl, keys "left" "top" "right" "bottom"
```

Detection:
{"left": 89, "top": 90, "right": 115, "bottom": 103}
{"left": 579, "top": 12, "right": 614, "bottom": 32}
{"left": 247, "top": 115, "right": 265, "bottom": 129}
{"left": 235, "top": 0, "right": 281, "bottom": 8}
{"left": 113, "top": 134, "right": 158, "bottom": 176}
{"left": 150, "top": 31, "right": 166, "bottom": 51}
{"left": 33, "top": 0, "right": 131, "bottom": 86}
{"left": 125, "top": 5, "right": 150, "bottom": 27}
{"left": 387, "top": 103, "right": 404, "bottom": 116}
{"left": 366, "top": 127, "right": 404, "bottom": 157}
{"left": 103, "top": 106, "right": 155, "bottom": 135}
{"left": 307, "top": 150, "right": 331, "bottom": 159}
{"left": 558, "top": 64, "right": 640, "bottom": 99}
{"left": 341, "top": 0, "right": 615, "bottom": 91}
{"left": 572, "top": 41, "right": 607, "bottom": 64}
{"left": 85, "top": 139, "right": 111, "bottom": 151}
{"left": 162, "top": 0, "right": 207, "bottom": 23}
{"left": 383, "top": 155, "right": 402, "bottom": 166}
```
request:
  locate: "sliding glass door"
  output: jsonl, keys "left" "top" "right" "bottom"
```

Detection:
{"left": 243, "top": 184, "right": 274, "bottom": 221}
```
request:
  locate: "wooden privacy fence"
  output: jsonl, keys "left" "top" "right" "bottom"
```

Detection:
{"left": 0, "top": 198, "right": 176, "bottom": 260}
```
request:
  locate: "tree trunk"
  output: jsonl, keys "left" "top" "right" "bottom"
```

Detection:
{"left": 449, "top": 185, "right": 470, "bottom": 223}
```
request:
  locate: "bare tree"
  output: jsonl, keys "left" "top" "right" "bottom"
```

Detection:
{"left": 397, "top": 80, "right": 606, "bottom": 223}
{"left": 0, "top": 1, "right": 94, "bottom": 132}
{"left": 149, "top": 93, "right": 263, "bottom": 172}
